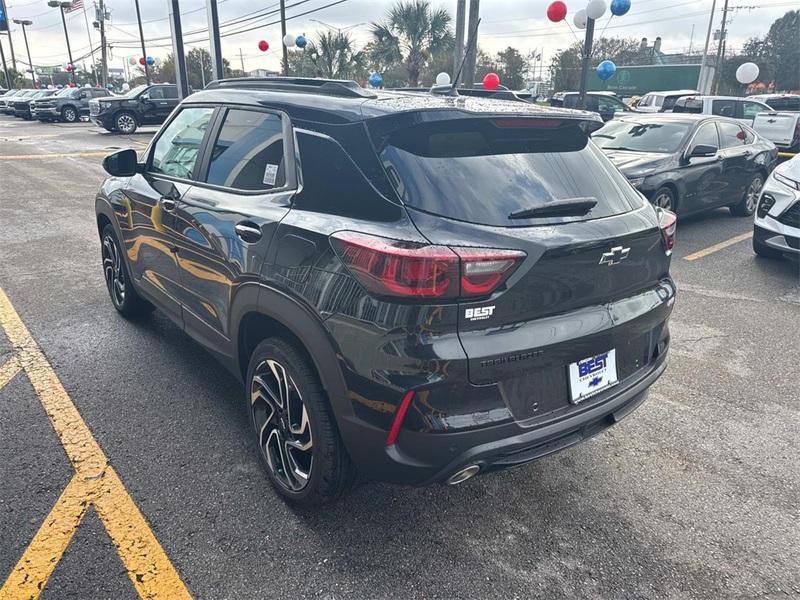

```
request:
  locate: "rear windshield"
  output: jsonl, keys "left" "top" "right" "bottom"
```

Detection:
{"left": 374, "top": 118, "right": 643, "bottom": 227}
{"left": 672, "top": 99, "right": 702, "bottom": 113}
{"left": 593, "top": 120, "right": 691, "bottom": 153}
{"left": 662, "top": 95, "right": 687, "bottom": 110}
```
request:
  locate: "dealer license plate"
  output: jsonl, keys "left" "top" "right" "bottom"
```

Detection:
{"left": 568, "top": 349, "right": 618, "bottom": 404}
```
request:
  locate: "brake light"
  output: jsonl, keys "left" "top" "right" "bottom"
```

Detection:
{"left": 657, "top": 208, "right": 677, "bottom": 255}
{"left": 330, "top": 231, "right": 525, "bottom": 300}
{"left": 492, "top": 118, "right": 562, "bottom": 129}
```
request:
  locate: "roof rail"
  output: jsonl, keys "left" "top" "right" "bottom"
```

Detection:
{"left": 204, "top": 77, "right": 377, "bottom": 99}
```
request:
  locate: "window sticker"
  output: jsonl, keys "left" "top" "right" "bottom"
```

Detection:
{"left": 263, "top": 163, "right": 279, "bottom": 186}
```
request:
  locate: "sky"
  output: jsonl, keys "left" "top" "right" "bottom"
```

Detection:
{"left": 1, "top": 0, "right": 796, "bottom": 78}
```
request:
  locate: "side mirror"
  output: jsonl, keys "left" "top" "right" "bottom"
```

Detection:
{"left": 688, "top": 144, "right": 718, "bottom": 158}
{"left": 600, "top": 111, "right": 614, "bottom": 122}
{"left": 140, "top": 94, "right": 149, "bottom": 102}
{"left": 103, "top": 149, "right": 140, "bottom": 177}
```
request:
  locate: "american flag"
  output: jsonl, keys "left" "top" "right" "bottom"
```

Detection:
{"left": 63, "top": 0, "right": 84, "bottom": 13}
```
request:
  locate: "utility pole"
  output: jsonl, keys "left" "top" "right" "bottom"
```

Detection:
{"left": 577, "top": 16, "right": 596, "bottom": 109}
{"left": 206, "top": 0, "right": 224, "bottom": 81}
{"left": 452, "top": 0, "right": 466, "bottom": 83}
{"left": 98, "top": 0, "right": 108, "bottom": 87}
{"left": 80, "top": 3, "right": 97, "bottom": 84}
{"left": 168, "top": 0, "right": 189, "bottom": 98}
{"left": 0, "top": 32, "right": 10, "bottom": 89}
{"left": 133, "top": 0, "right": 150, "bottom": 84}
{"left": 1, "top": 0, "right": 17, "bottom": 73}
{"left": 463, "top": 0, "right": 479, "bottom": 86}
{"left": 12, "top": 19, "right": 33, "bottom": 87}
{"left": 711, "top": 0, "right": 730, "bottom": 95}
{"left": 697, "top": 0, "right": 717, "bottom": 93}
{"left": 238, "top": 48, "right": 245, "bottom": 74}
{"left": 279, "top": 0, "right": 288, "bottom": 76}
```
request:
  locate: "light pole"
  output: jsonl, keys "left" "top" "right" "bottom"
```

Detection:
{"left": 47, "top": 1, "right": 75, "bottom": 85}
{"left": 133, "top": 0, "right": 150, "bottom": 84}
{"left": 11, "top": 18, "right": 33, "bottom": 87}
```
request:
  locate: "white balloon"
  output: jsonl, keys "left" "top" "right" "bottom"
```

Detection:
{"left": 435, "top": 72, "right": 451, "bottom": 85}
{"left": 283, "top": 33, "right": 296, "bottom": 47}
{"left": 574, "top": 9, "right": 588, "bottom": 29}
{"left": 47, "top": 84, "right": 54, "bottom": 89}
{"left": 84, "top": 83, "right": 92, "bottom": 87}
{"left": 736, "top": 62, "right": 759, "bottom": 85}
{"left": 586, "top": 0, "right": 607, "bottom": 20}
{"left": 122, "top": 83, "right": 130, "bottom": 91}
{"left": 128, "top": 57, "right": 137, "bottom": 66}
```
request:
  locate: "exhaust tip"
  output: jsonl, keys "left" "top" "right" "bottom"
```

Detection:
{"left": 446, "top": 465, "right": 480, "bottom": 485}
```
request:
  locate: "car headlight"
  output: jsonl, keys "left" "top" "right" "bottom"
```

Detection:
{"left": 774, "top": 171, "right": 800, "bottom": 191}
{"left": 628, "top": 177, "right": 646, "bottom": 189}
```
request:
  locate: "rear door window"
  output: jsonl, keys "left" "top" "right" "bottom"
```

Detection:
{"left": 148, "top": 87, "right": 165, "bottom": 100}
{"left": 374, "top": 118, "right": 643, "bottom": 227}
{"left": 205, "top": 109, "right": 287, "bottom": 191}
{"left": 718, "top": 121, "right": 747, "bottom": 148}
{"left": 712, "top": 99, "right": 737, "bottom": 118}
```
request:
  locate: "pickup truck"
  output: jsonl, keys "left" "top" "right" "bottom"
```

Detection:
{"left": 752, "top": 111, "right": 800, "bottom": 153}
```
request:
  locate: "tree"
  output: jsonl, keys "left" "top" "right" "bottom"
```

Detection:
{"left": 369, "top": 0, "right": 453, "bottom": 86}
{"left": 152, "top": 50, "right": 230, "bottom": 90}
{"left": 304, "top": 31, "right": 367, "bottom": 79}
{"left": 496, "top": 47, "right": 529, "bottom": 90}
{"left": 762, "top": 10, "right": 799, "bottom": 91}
{"left": 0, "top": 68, "right": 28, "bottom": 89}
{"left": 549, "top": 37, "right": 641, "bottom": 92}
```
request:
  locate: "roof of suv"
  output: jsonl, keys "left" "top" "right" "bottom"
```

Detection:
{"left": 191, "top": 77, "right": 600, "bottom": 124}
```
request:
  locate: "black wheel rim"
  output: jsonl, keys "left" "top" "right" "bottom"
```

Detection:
{"left": 102, "top": 235, "right": 125, "bottom": 307}
{"left": 250, "top": 359, "right": 313, "bottom": 492}
{"left": 746, "top": 177, "right": 762, "bottom": 213}
{"left": 117, "top": 115, "right": 135, "bottom": 133}
{"left": 654, "top": 191, "right": 673, "bottom": 210}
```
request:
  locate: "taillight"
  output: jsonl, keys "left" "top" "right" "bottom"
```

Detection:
{"left": 330, "top": 231, "right": 525, "bottom": 301}
{"left": 657, "top": 208, "right": 677, "bottom": 255}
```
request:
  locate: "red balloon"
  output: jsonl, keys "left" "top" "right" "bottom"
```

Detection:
{"left": 547, "top": 1, "right": 568, "bottom": 22}
{"left": 66, "top": 65, "right": 73, "bottom": 72}
{"left": 483, "top": 72, "right": 500, "bottom": 91}
{"left": 258, "top": 40, "right": 269, "bottom": 52}
{"left": 68, "top": 82, "right": 76, "bottom": 87}
{"left": 139, "top": 57, "right": 146, "bottom": 65}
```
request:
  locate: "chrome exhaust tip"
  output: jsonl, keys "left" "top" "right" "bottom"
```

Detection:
{"left": 446, "top": 465, "right": 480, "bottom": 485}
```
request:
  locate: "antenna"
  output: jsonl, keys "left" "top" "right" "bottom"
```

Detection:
{"left": 451, "top": 17, "right": 481, "bottom": 94}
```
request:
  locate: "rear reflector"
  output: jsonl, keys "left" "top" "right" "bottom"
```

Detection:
{"left": 386, "top": 391, "right": 415, "bottom": 446}
{"left": 331, "top": 231, "right": 525, "bottom": 301}
{"left": 657, "top": 208, "right": 677, "bottom": 255}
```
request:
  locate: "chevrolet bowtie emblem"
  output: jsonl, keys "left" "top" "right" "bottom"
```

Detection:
{"left": 599, "top": 246, "right": 631, "bottom": 266}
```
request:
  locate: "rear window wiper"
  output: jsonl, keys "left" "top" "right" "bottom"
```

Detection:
{"left": 508, "top": 198, "right": 598, "bottom": 220}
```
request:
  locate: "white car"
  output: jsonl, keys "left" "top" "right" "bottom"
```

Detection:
{"left": 636, "top": 90, "right": 697, "bottom": 113}
{"left": 672, "top": 95, "right": 772, "bottom": 125}
{"left": 753, "top": 154, "right": 800, "bottom": 258}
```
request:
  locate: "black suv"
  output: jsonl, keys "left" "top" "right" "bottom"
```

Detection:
{"left": 96, "top": 78, "right": 676, "bottom": 504}
{"left": 35, "top": 86, "right": 113, "bottom": 123}
{"left": 89, "top": 83, "right": 180, "bottom": 134}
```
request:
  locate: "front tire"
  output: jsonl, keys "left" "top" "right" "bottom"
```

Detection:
{"left": 100, "top": 225, "right": 153, "bottom": 317}
{"left": 652, "top": 186, "right": 677, "bottom": 212}
{"left": 61, "top": 106, "right": 78, "bottom": 123}
{"left": 114, "top": 112, "right": 138, "bottom": 134}
{"left": 246, "top": 338, "right": 356, "bottom": 505}
{"left": 731, "top": 174, "right": 763, "bottom": 217}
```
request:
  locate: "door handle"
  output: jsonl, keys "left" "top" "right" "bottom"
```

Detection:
{"left": 160, "top": 197, "right": 177, "bottom": 211}
{"left": 235, "top": 222, "right": 262, "bottom": 242}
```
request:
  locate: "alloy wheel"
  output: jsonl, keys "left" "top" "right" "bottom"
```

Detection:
{"left": 102, "top": 235, "right": 125, "bottom": 307}
{"left": 250, "top": 359, "right": 313, "bottom": 492}
{"left": 63, "top": 107, "right": 77, "bottom": 122}
{"left": 116, "top": 114, "right": 136, "bottom": 134}
{"left": 746, "top": 177, "right": 763, "bottom": 213}
{"left": 654, "top": 191, "right": 673, "bottom": 210}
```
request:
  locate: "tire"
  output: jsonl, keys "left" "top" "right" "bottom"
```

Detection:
{"left": 753, "top": 235, "right": 782, "bottom": 259}
{"left": 114, "top": 112, "right": 138, "bottom": 134}
{"left": 245, "top": 338, "right": 357, "bottom": 505}
{"left": 61, "top": 105, "right": 78, "bottom": 123}
{"left": 100, "top": 225, "right": 154, "bottom": 317}
{"left": 731, "top": 174, "right": 764, "bottom": 217}
{"left": 652, "top": 186, "right": 677, "bottom": 212}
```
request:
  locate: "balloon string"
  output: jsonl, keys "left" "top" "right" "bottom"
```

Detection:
{"left": 564, "top": 21, "right": 583, "bottom": 46}
{"left": 599, "top": 14, "right": 614, "bottom": 38}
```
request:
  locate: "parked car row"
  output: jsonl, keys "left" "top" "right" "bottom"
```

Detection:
{"left": 0, "top": 83, "right": 181, "bottom": 133}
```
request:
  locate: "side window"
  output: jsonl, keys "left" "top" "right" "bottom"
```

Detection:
{"left": 742, "top": 101, "right": 767, "bottom": 120}
{"left": 786, "top": 97, "right": 800, "bottom": 111}
{"left": 205, "top": 109, "right": 287, "bottom": 191}
{"left": 598, "top": 97, "right": 624, "bottom": 113}
{"left": 712, "top": 99, "right": 736, "bottom": 118}
{"left": 718, "top": 121, "right": 747, "bottom": 148}
{"left": 640, "top": 95, "right": 652, "bottom": 107}
{"left": 163, "top": 86, "right": 178, "bottom": 99}
{"left": 765, "top": 98, "right": 785, "bottom": 111}
{"left": 148, "top": 87, "right": 165, "bottom": 100}
{"left": 690, "top": 122, "right": 720, "bottom": 152}
{"left": 150, "top": 107, "right": 214, "bottom": 179}
{"left": 563, "top": 95, "right": 578, "bottom": 109}
{"left": 741, "top": 126, "right": 755, "bottom": 144}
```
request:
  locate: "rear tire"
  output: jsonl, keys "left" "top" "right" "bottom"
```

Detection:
{"left": 731, "top": 174, "right": 763, "bottom": 217}
{"left": 100, "top": 225, "right": 154, "bottom": 318}
{"left": 61, "top": 106, "right": 78, "bottom": 123}
{"left": 652, "top": 186, "right": 676, "bottom": 212}
{"left": 245, "top": 338, "right": 357, "bottom": 505}
{"left": 753, "top": 235, "right": 782, "bottom": 259}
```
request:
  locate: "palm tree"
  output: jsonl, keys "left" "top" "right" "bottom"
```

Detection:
{"left": 369, "top": 0, "right": 453, "bottom": 87}
{"left": 305, "top": 31, "right": 366, "bottom": 80}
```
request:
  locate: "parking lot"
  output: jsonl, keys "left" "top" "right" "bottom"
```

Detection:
{"left": 0, "top": 115, "right": 798, "bottom": 599}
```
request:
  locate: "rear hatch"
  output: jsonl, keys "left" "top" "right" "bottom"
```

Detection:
{"left": 370, "top": 114, "right": 673, "bottom": 422}
{"left": 753, "top": 112, "right": 799, "bottom": 148}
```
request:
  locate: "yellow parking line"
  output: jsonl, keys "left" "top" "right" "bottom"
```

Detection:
{"left": 0, "top": 288, "right": 191, "bottom": 600}
{"left": 683, "top": 232, "right": 752, "bottom": 261}
{"left": 0, "top": 151, "right": 108, "bottom": 160}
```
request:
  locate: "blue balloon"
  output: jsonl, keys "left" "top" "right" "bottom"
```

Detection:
{"left": 610, "top": 0, "right": 631, "bottom": 16}
{"left": 295, "top": 35, "right": 307, "bottom": 49}
{"left": 106, "top": 83, "right": 114, "bottom": 90}
{"left": 146, "top": 56, "right": 155, "bottom": 66}
{"left": 596, "top": 60, "right": 617, "bottom": 81}
{"left": 368, "top": 72, "right": 383, "bottom": 88}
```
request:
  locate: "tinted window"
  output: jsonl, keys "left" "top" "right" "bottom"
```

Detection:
{"left": 741, "top": 126, "right": 755, "bottom": 144}
{"left": 593, "top": 120, "right": 690, "bottom": 153}
{"left": 150, "top": 107, "right": 214, "bottom": 179}
{"left": 163, "top": 86, "right": 178, "bottom": 99}
{"left": 689, "top": 122, "right": 720, "bottom": 152}
{"left": 712, "top": 99, "right": 737, "bottom": 118}
{"left": 206, "top": 109, "right": 286, "bottom": 191}
{"left": 148, "top": 87, "right": 166, "bottom": 99}
{"left": 718, "top": 121, "right": 747, "bottom": 148}
{"left": 742, "top": 101, "right": 767, "bottom": 120}
{"left": 765, "top": 96, "right": 800, "bottom": 111}
{"left": 662, "top": 95, "right": 685, "bottom": 110}
{"left": 598, "top": 96, "right": 628, "bottom": 114}
{"left": 673, "top": 99, "right": 702, "bottom": 113}
{"left": 640, "top": 95, "right": 653, "bottom": 106}
{"left": 377, "top": 118, "right": 642, "bottom": 227}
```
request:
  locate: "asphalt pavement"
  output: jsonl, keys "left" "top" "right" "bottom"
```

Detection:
{"left": 0, "top": 116, "right": 798, "bottom": 599}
